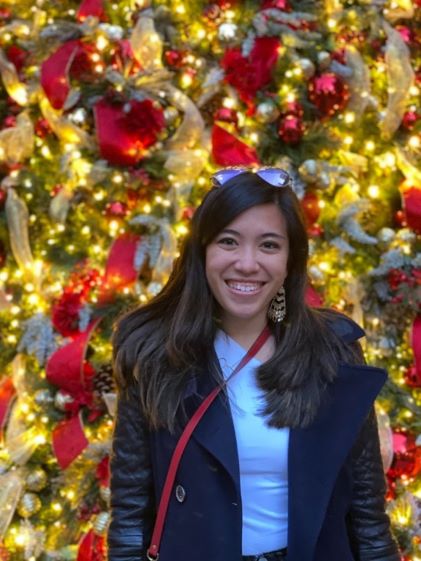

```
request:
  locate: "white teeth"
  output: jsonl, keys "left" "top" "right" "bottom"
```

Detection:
{"left": 227, "top": 281, "right": 262, "bottom": 293}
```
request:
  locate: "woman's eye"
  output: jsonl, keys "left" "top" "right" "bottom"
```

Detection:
{"left": 217, "top": 237, "right": 237, "bottom": 246}
{"left": 262, "top": 241, "right": 280, "bottom": 250}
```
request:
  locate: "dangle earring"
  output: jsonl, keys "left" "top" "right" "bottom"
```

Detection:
{"left": 268, "top": 286, "right": 286, "bottom": 323}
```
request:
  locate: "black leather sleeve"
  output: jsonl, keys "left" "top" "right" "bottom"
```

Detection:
{"left": 348, "top": 408, "right": 400, "bottom": 561}
{"left": 107, "top": 383, "right": 155, "bottom": 561}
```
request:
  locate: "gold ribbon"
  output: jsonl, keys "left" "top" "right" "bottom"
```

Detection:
{"left": 5, "top": 188, "right": 35, "bottom": 273}
{"left": 0, "top": 48, "right": 28, "bottom": 106}
{"left": 0, "top": 112, "right": 33, "bottom": 164}
{"left": 39, "top": 94, "right": 94, "bottom": 148}
{"left": 380, "top": 22, "right": 414, "bottom": 138}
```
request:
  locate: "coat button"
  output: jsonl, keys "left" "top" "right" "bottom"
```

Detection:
{"left": 175, "top": 485, "right": 186, "bottom": 503}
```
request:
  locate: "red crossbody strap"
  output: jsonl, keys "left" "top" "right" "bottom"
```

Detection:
{"left": 146, "top": 325, "right": 271, "bottom": 560}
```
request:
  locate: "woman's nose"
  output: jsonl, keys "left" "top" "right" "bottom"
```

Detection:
{"left": 234, "top": 248, "right": 260, "bottom": 274}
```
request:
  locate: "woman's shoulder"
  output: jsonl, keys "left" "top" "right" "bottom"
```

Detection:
{"left": 315, "top": 308, "right": 365, "bottom": 344}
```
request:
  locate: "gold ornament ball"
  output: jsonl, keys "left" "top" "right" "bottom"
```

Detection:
{"left": 17, "top": 493, "right": 42, "bottom": 518}
{"left": 93, "top": 511, "right": 110, "bottom": 535}
{"left": 99, "top": 485, "right": 111, "bottom": 504}
{"left": 26, "top": 468, "right": 48, "bottom": 492}
{"left": 256, "top": 101, "right": 280, "bottom": 123}
{"left": 164, "top": 107, "right": 179, "bottom": 125}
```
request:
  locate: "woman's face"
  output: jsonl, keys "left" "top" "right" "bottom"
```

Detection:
{"left": 205, "top": 203, "right": 289, "bottom": 331}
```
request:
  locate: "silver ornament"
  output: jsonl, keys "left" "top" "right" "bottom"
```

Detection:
{"left": 377, "top": 227, "right": 395, "bottom": 243}
{"left": 54, "top": 391, "right": 74, "bottom": 411}
{"left": 93, "top": 511, "right": 110, "bottom": 535}
{"left": 308, "top": 265, "right": 324, "bottom": 281}
{"left": 299, "top": 159, "right": 318, "bottom": 183}
{"left": 396, "top": 228, "right": 416, "bottom": 243}
{"left": 318, "top": 172, "right": 331, "bottom": 190}
{"left": 99, "top": 24, "right": 124, "bottom": 41}
{"left": 317, "top": 51, "right": 331, "bottom": 70}
{"left": 297, "top": 58, "right": 315, "bottom": 79}
{"left": 256, "top": 101, "right": 280, "bottom": 123}
{"left": 34, "top": 389, "right": 53, "bottom": 406}
{"left": 26, "top": 469, "right": 48, "bottom": 492}
{"left": 218, "top": 23, "right": 238, "bottom": 41}
{"left": 68, "top": 108, "right": 87, "bottom": 125}
{"left": 17, "top": 493, "right": 42, "bottom": 518}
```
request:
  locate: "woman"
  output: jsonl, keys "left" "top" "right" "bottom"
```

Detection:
{"left": 109, "top": 168, "right": 400, "bottom": 561}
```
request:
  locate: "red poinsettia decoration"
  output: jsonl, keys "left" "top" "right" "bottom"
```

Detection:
{"left": 52, "top": 266, "right": 101, "bottom": 337}
{"left": 52, "top": 292, "right": 84, "bottom": 337}
{"left": 94, "top": 98, "right": 165, "bottom": 166}
{"left": 221, "top": 37, "right": 280, "bottom": 106}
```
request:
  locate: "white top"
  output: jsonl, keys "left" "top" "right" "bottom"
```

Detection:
{"left": 214, "top": 330, "right": 289, "bottom": 555}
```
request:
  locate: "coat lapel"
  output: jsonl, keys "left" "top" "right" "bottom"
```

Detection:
{"left": 181, "top": 359, "right": 241, "bottom": 498}
{"left": 286, "top": 363, "right": 387, "bottom": 561}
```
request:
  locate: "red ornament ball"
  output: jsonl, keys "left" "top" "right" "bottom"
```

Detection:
{"left": 0, "top": 541, "right": 10, "bottom": 561}
{"left": 308, "top": 73, "right": 349, "bottom": 117}
{"left": 164, "top": 50, "right": 185, "bottom": 68}
{"left": 0, "top": 241, "right": 6, "bottom": 269}
{"left": 202, "top": 3, "right": 221, "bottom": 21}
{"left": 0, "top": 189, "right": 7, "bottom": 210}
{"left": 214, "top": 107, "right": 238, "bottom": 127}
{"left": 261, "top": 0, "right": 291, "bottom": 10}
{"left": 401, "top": 111, "right": 419, "bottom": 130}
{"left": 2, "top": 115, "right": 16, "bottom": 129}
{"left": 396, "top": 25, "right": 414, "bottom": 44}
{"left": 0, "top": 8, "right": 12, "bottom": 19}
{"left": 104, "top": 201, "right": 128, "bottom": 218}
{"left": 403, "top": 364, "right": 421, "bottom": 388}
{"left": 35, "top": 118, "right": 52, "bottom": 138}
{"left": 284, "top": 100, "right": 304, "bottom": 117}
{"left": 301, "top": 191, "right": 320, "bottom": 226}
{"left": 394, "top": 209, "right": 406, "bottom": 227}
{"left": 181, "top": 206, "right": 195, "bottom": 221}
{"left": 307, "top": 223, "right": 324, "bottom": 237}
{"left": 278, "top": 114, "right": 304, "bottom": 144}
{"left": 50, "top": 184, "right": 63, "bottom": 197}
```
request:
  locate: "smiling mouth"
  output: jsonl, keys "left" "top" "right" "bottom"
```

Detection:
{"left": 225, "top": 281, "right": 265, "bottom": 293}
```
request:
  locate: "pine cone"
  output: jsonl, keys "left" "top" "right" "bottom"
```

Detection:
{"left": 93, "top": 364, "right": 116, "bottom": 396}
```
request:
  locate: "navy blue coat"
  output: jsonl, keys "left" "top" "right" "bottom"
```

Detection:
{"left": 108, "top": 319, "right": 399, "bottom": 561}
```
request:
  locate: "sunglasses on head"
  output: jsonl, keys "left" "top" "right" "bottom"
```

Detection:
{"left": 211, "top": 166, "right": 290, "bottom": 188}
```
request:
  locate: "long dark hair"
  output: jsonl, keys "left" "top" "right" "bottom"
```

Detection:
{"left": 113, "top": 172, "right": 361, "bottom": 431}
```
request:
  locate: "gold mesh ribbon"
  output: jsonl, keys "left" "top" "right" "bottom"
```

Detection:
{"left": 380, "top": 22, "right": 414, "bottom": 138}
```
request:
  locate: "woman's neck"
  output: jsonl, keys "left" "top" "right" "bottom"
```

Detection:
{"left": 221, "top": 314, "right": 269, "bottom": 349}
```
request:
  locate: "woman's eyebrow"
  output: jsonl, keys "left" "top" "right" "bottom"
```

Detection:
{"left": 219, "top": 229, "right": 287, "bottom": 240}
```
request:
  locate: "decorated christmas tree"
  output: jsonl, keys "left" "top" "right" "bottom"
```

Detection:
{"left": 0, "top": 0, "right": 420, "bottom": 560}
